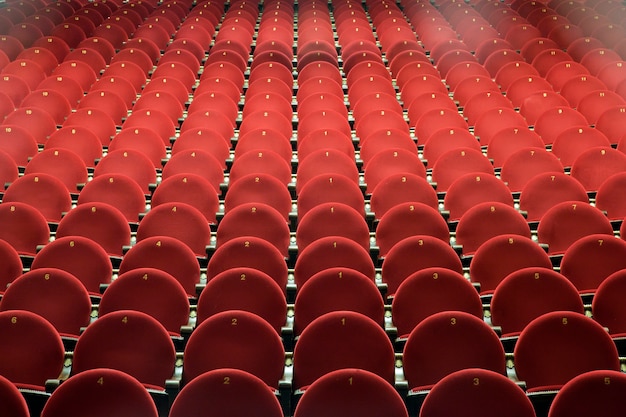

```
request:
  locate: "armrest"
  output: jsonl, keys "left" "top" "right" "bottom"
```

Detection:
{"left": 501, "top": 334, "right": 518, "bottom": 353}
{"left": 180, "top": 325, "right": 193, "bottom": 341}
{"left": 385, "top": 324, "right": 398, "bottom": 347}
{"left": 19, "top": 388, "right": 51, "bottom": 417}
{"left": 165, "top": 378, "right": 180, "bottom": 406}
{"left": 278, "top": 379, "right": 292, "bottom": 417}
{"left": 45, "top": 378, "right": 61, "bottom": 393}
{"left": 526, "top": 390, "right": 559, "bottom": 417}
{"left": 405, "top": 389, "right": 430, "bottom": 416}
{"left": 376, "top": 282, "right": 388, "bottom": 301}
{"left": 279, "top": 354, "right": 293, "bottom": 416}
{"left": 286, "top": 282, "right": 297, "bottom": 304}
{"left": 147, "top": 387, "right": 171, "bottom": 417}
{"left": 281, "top": 324, "right": 294, "bottom": 352}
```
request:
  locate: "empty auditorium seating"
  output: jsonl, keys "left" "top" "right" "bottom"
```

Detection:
{"left": 296, "top": 149, "right": 359, "bottom": 195}
{"left": 164, "top": 147, "right": 225, "bottom": 185}
{"left": 237, "top": 128, "right": 293, "bottom": 163}
{"left": 407, "top": 92, "right": 457, "bottom": 129}
{"left": 63, "top": 108, "right": 116, "bottom": 146}
{"left": 551, "top": 126, "right": 611, "bottom": 167}
{"left": 596, "top": 105, "right": 626, "bottom": 143}
{"left": 422, "top": 127, "right": 480, "bottom": 167}
{"left": 473, "top": 107, "right": 528, "bottom": 145}
{"left": 4, "top": 0, "right": 626, "bottom": 414}
{"left": 20, "top": 89, "right": 71, "bottom": 124}
{"left": 519, "top": 172, "right": 589, "bottom": 222}
{"left": 207, "top": 234, "right": 288, "bottom": 291}
{"left": 230, "top": 149, "right": 292, "bottom": 187}
{"left": 108, "top": 128, "right": 167, "bottom": 169}
{"left": 0, "top": 142, "right": 17, "bottom": 183}
{"left": 534, "top": 106, "right": 589, "bottom": 145}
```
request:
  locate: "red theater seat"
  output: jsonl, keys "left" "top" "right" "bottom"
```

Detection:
{"left": 392, "top": 267, "right": 482, "bottom": 339}
{"left": 294, "top": 369, "right": 407, "bottom": 417}
{"left": 292, "top": 311, "right": 394, "bottom": 390}
{"left": 41, "top": 368, "right": 158, "bottom": 417}
{"left": 0, "top": 268, "right": 91, "bottom": 339}
{"left": 183, "top": 310, "right": 285, "bottom": 388}
{"left": 0, "top": 310, "right": 65, "bottom": 390}
{"left": 419, "top": 369, "right": 535, "bottom": 417}
{"left": 403, "top": 311, "right": 506, "bottom": 392}
{"left": 98, "top": 268, "right": 190, "bottom": 337}
{"left": 491, "top": 267, "right": 584, "bottom": 337}
{"left": 170, "top": 369, "right": 283, "bottom": 417}
{"left": 514, "top": 311, "right": 619, "bottom": 392}
{"left": 537, "top": 201, "right": 613, "bottom": 255}
{"left": 198, "top": 267, "right": 286, "bottom": 333}
{"left": 560, "top": 234, "right": 626, "bottom": 294}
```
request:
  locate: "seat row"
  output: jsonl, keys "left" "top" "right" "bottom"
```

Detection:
{"left": 1, "top": 306, "right": 625, "bottom": 416}
{"left": 3, "top": 229, "right": 626, "bottom": 350}
{"left": 3, "top": 138, "right": 626, "bottom": 223}
{"left": 2, "top": 194, "right": 626, "bottom": 294}
{"left": 4, "top": 364, "right": 625, "bottom": 417}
